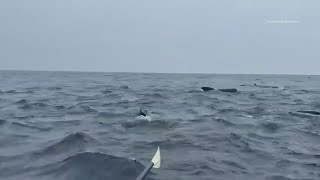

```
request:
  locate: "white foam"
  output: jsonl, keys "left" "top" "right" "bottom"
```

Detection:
{"left": 242, "top": 114, "right": 253, "bottom": 118}
{"left": 120, "top": 96, "right": 138, "bottom": 102}
{"left": 135, "top": 115, "right": 152, "bottom": 121}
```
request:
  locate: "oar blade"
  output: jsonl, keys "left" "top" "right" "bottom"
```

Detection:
{"left": 151, "top": 146, "right": 161, "bottom": 168}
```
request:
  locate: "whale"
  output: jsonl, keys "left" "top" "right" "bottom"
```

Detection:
{"left": 201, "top": 87, "right": 237, "bottom": 93}
{"left": 135, "top": 109, "right": 152, "bottom": 121}
{"left": 296, "top": 110, "right": 320, "bottom": 115}
{"left": 138, "top": 109, "right": 147, "bottom": 117}
{"left": 201, "top": 87, "right": 215, "bottom": 91}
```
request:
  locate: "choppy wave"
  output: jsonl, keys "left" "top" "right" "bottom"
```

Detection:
{"left": 66, "top": 105, "right": 98, "bottom": 114}
{"left": 1, "top": 152, "right": 154, "bottom": 180}
{"left": 43, "top": 152, "right": 153, "bottom": 180}
{"left": 10, "top": 122, "right": 51, "bottom": 131}
{"left": 37, "top": 132, "right": 98, "bottom": 156}
{"left": 0, "top": 119, "right": 7, "bottom": 125}
{"left": 1, "top": 71, "right": 320, "bottom": 180}
{"left": 34, "top": 152, "right": 153, "bottom": 180}
{"left": 15, "top": 99, "right": 28, "bottom": 104}
{"left": 19, "top": 103, "right": 49, "bottom": 110}
{"left": 122, "top": 119, "right": 176, "bottom": 129}
{"left": 1, "top": 90, "right": 34, "bottom": 94}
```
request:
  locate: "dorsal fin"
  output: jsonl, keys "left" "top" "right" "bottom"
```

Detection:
{"left": 139, "top": 109, "right": 147, "bottom": 117}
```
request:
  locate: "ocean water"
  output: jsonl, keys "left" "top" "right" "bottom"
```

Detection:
{"left": 0, "top": 71, "right": 319, "bottom": 180}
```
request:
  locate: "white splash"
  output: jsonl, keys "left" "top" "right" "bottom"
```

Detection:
{"left": 135, "top": 115, "right": 152, "bottom": 121}
{"left": 242, "top": 114, "right": 253, "bottom": 118}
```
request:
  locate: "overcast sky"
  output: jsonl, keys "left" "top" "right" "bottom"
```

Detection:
{"left": 0, "top": 0, "right": 319, "bottom": 74}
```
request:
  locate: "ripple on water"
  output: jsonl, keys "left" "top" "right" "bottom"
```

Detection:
{"left": 1, "top": 72, "right": 320, "bottom": 180}
{"left": 121, "top": 119, "right": 176, "bottom": 129}
{"left": 0, "top": 119, "right": 7, "bottom": 125}
{"left": 66, "top": 105, "right": 97, "bottom": 114}
{"left": 19, "top": 103, "right": 48, "bottom": 110}
{"left": 10, "top": 122, "right": 51, "bottom": 131}
{"left": 15, "top": 99, "right": 28, "bottom": 105}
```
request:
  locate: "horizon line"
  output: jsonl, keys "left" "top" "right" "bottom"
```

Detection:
{"left": 0, "top": 69, "right": 318, "bottom": 76}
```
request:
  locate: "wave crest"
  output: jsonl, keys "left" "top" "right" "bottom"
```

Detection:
{"left": 36, "top": 152, "right": 154, "bottom": 180}
{"left": 38, "top": 132, "right": 97, "bottom": 155}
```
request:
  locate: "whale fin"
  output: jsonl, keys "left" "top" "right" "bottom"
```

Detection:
{"left": 201, "top": 87, "right": 215, "bottom": 91}
{"left": 138, "top": 109, "right": 147, "bottom": 117}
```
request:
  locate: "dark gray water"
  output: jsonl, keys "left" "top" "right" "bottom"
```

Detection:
{"left": 0, "top": 71, "right": 320, "bottom": 180}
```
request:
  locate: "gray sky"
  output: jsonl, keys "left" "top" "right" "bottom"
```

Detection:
{"left": 0, "top": 0, "right": 319, "bottom": 74}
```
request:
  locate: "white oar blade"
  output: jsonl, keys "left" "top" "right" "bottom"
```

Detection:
{"left": 151, "top": 146, "right": 161, "bottom": 168}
